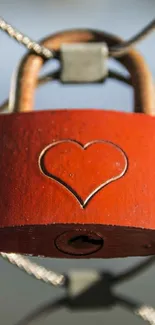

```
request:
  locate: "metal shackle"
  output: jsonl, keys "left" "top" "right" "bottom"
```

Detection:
{"left": 9, "top": 29, "right": 154, "bottom": 115}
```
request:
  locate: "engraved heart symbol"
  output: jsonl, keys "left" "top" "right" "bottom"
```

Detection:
{"left": 39, "top": 140, "right": 128, "bottom": 208}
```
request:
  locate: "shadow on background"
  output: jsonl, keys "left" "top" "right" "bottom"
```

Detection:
{"left": 15, "top": 257, "right": 155, "bottom": 325}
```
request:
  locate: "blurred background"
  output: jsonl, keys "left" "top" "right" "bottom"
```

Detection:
{"left": 0, "top": 1, "right": 155, "bottom": 324}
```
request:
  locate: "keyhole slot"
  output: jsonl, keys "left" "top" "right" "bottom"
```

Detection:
{"left": 68, "top": 235, "right": 103, "bottom": 249}
{"left": 55, "top": 230, "right": 104, "bottom": 256}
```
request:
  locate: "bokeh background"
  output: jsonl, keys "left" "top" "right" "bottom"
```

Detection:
{"left": 0, "top": 1, "right": 155, "bottom": 324}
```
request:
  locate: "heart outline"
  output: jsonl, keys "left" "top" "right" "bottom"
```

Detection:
{"left": 38, "top": 139, "right": 128, "bottom": 208}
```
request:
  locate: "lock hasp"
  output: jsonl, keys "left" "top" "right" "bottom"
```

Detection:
{"left": 0, "top": 109, "right": 155, "bottom": 258}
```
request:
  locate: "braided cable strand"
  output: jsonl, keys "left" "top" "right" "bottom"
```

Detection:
{"left": 0, "top": 16, "right": 155, "bottom": 58}
{"left": 0, "top": 17, "right": 55, "bottom": 59}
{"left": 2, "top": 253, "right": 155, "bottom": 325}
{"left": 0, "top": 253, "right": 65, "bottom": 287}
{"left": 0, "top": 17, "right": 66, "bottom": 289}
{"left": 110, "top": 19, "right": 155, "bottom": 57}
{"left": 136, "top": 306, "right": 155, "bottom": 325}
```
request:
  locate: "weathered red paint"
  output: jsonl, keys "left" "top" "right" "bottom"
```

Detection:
{"left": 0, "top": 109, "right": 155, "bottom": 258}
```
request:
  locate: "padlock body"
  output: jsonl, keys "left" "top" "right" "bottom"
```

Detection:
{"left": 0, "top": 109, "right": 155, "bottom": 258}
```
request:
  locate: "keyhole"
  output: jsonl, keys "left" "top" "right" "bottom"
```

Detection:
{"left": 55, "top": 230, "right": 104, "bottom": 256}
{"left": 68, "top": 235, "right": 103, "bottom": 249}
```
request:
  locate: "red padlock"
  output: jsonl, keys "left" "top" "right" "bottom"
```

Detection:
{"left": 0, "top": 29, "right": 155, "bottom": 259}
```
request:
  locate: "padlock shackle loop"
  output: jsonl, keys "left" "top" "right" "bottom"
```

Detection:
{"left": 9, "top": 29, "right": 155, "bottom": 114}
